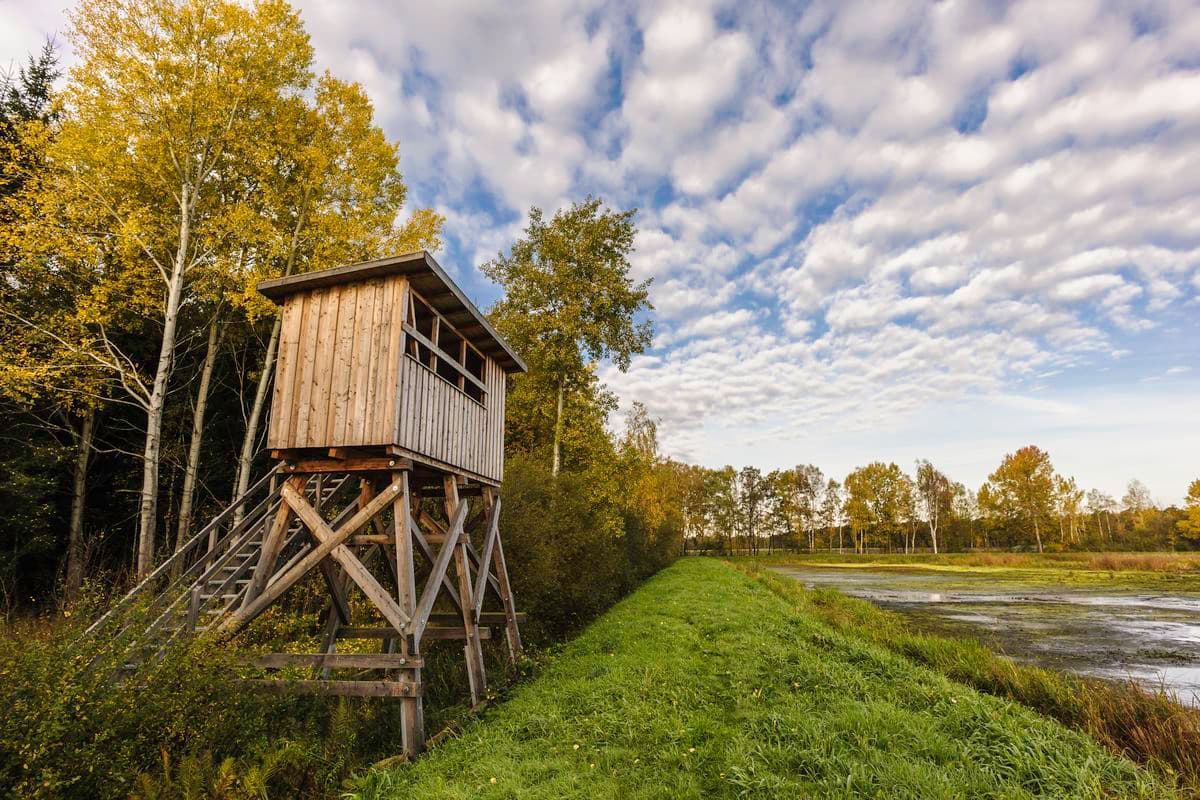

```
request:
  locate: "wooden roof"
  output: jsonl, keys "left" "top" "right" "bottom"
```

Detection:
{"left": 257, "top": 251, "right": 527, "bottom": 374}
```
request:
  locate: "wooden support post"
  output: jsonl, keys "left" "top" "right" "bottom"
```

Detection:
{"left": 484, "top": 486, "right": 523, "bottom": 662}
{"left": 445, "top": 476, "right": 487, "bottom": 705}
{"left": 187, "top": 585, "right": 201, "bottom": 632}
{"left": 392, "top": 470, "right": 425, "bottom": 755}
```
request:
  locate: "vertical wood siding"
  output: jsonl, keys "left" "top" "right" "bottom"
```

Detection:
{"left": 392, "top": 351, "right": 505, "bottom": 482}
{"left": 267, "top": 275, "right": 507, "bottom": 483}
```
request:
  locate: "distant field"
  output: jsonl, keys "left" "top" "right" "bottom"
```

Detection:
{"left": 737, "top": 551, "right": 1200, "bottom": 593}
{"left": 350, "top": 559, "right": 1177, "bottom": 800}
{"left": 740, "top": 550, "right": 1200, "bottom": 571}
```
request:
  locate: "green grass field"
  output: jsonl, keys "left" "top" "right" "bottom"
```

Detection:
{"left": 350, "top": 558, "right": 1177, "bottom": 799}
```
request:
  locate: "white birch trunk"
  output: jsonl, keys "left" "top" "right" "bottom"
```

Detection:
{"left": 232, "top": 211, "right": 305, "bottom": 517}
{"left": 551, "top": 378, "right": 564, "bottom": 477}
{"left": 232, "top": 312, "right": 279, "bottom": 520}
{"left": 136, "top": 184, "right": 192, "bottom": 578}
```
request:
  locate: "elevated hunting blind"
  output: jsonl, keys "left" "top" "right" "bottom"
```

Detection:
{"left": 88, "top": 251, "right": 527, "bottom": 757}
{"left": 259, "top": 250, "right": 524, "bottom": 482}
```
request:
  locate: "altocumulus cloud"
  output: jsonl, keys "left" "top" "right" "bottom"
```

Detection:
{"left": 5, "top": 0, "right": 1199, "bottom": 497}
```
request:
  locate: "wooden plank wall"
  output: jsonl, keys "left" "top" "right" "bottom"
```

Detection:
{"left": 268, "top": 275, "right": 406, "bottom": 451}
{"left": 267, "top": 275, "right": 507, "bottom": 483}
{"left": 394, "top": 354, "right": 506, "bottom": 483}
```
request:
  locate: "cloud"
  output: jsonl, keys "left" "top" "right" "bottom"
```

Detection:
{"left": 4, "top": 0, "right": 1198, "bottom": 500}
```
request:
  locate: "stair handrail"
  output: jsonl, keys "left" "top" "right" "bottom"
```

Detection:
{"left": 82, "top": 467, "right": 281, "bottom": 638}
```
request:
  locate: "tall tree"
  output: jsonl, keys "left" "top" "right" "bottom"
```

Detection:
{"left": 844, "top": 462, "right": 907, "bottom": 553}
{"left": 1175, "top": 479, "right": 1200, "bottom": 549}
{"left": 706, "top": 466, "right": 738, "bottom": 554}
{"left": 484, "top": 198, "right": 652, "bottom": 476}
{"left": 734, "top": 466, "right": 767, "bottom": 554}
{"left": 17, "top": 0, "right": 315, "bottom": 577}
{"left": 1122, "top": 479, "right": 1154, "bottom": 530}
{"left": 0, "top": 41, "right": 105, "bottom": 601}
{"left": 1055, "top": 476, "right": 1084, "bottom": 545}
{"left": 915, "top": 459, "right": 953, "bottom": 554}
{"left": 821, "top": 479, "right": 843, "bottom": 550}
{"left": 790, "top": 464, "right": 824, "bottom": 551}
{"left": 981, "top": 445, "right": 1057, "bottom": 553}
{"left": 228, "top": 74, "right": 442, "bottom": 507}
{"left": 1087, "top": 489, "right": 1117, "bottom": 543}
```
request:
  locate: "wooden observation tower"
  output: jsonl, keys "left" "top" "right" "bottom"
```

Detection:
{"left": 88, "top": 251, "right": 527, "bottom": 757}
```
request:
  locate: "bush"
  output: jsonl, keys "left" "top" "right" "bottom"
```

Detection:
{"left": 0, "top": 615, "right": 276, "bottom": 799}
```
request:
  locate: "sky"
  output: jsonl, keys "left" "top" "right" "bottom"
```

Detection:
{"left": 2, "top": 0, "right": 1198, "bottom": 503}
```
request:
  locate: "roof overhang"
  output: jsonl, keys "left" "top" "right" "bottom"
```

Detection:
{"left": 257, "top": 251, "right": 527, "bottom": 373}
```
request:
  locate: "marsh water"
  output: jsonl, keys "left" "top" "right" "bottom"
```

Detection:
{"left": 770, "top": 564, "right": 1200, "bottom": 707}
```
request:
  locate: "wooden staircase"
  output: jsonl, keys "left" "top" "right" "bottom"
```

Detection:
{"left": 82, "top": 457, "right": 525, "bottom": 759}
{"left": 84, "top": 470, "right": 353, "bottom": 667}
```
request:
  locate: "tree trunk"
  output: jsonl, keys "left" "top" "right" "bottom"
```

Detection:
{"left": 175, "top": 314, "right": 222, "bottom": 554}
{"left": 1032, "top": 514, "right": 1044, "bottom": 554}
{"left": 65, "top": 408, "right": 95, "bottom": 601}
{"left": 232, "top": 312, "right": 279, "bottom": 520}
{"left": 551, "top": 378, "right": 565, "bottom": 477}
{"left": 136, "top": 185, "right": 192, "bottom": 578}
{"left": 232, "top": 210, "right": 305, "bottom": 517}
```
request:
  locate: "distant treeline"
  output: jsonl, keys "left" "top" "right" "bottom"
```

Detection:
{"left": 680, "top": 448, "right": 1200, "bottom": 556}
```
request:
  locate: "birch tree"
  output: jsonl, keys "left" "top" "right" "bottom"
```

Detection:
{"left": 484, "top": 198, "right": 652, "bottom": 477}
{"left": 915, "top": 459, "right": 953, "bottom": 554}
{"left": 22, "top": 0, "right": 314, "bottom": 577}
{"left": 228, "top": 76, "right": 442, "bottom": 507}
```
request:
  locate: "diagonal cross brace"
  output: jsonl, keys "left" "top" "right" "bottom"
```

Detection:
{"left": 419, "top": 510, "right": 501, "bottom": 598}
{"left": 408, "top": 517, "right": 462, "bottom": 610}
{"left": 281, "top": 484, "right": 412, "bottom": 635}
{"left": 221, "top": 477, "right": 406, "bottom": 634}
{"left": 411, "top": 497, "right": 469, "bottom": 645}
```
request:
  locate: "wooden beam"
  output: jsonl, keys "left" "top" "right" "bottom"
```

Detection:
{"left": 408, "top": 518, "right": 462, "bottom": 610}
{"left": 244, "top": 678, "right": 421, "bottom": 697}
{"left": 411, "top": 498, "right": 468, "bottom": 643}
{"left": 220, "top": 477, "right": 406, "bottom": 634}
{"left": 317, "top": 558, "right": 351, "bottom": 625}
{"left": 419, "top": 510, "right": 501, "bottom": 597}
{"left": 349, "top": 534, "right": 392, "bottom": 546}
{"left": 336, "top": 626, "right": 491, "bottom": 641}
{"left": 486, "top": 486, "right": 524, "bottom": 661}
{"left": 390, "top": 469, "right": 425, "bottom": 756}
{"left": 446, "top": 477, "right": 487, "bottom": 705}
{"left": 281, "top": 457, "right": 412, "bottom": 474}
{"left": 250, "top": 653, "right": 423, "bottom": 669}
{"left": 427, "top": 612, "right": 525, "bottom": 626}
{"left": 243, "top": 493, "right": 295, "bottom": 606}
{"left": 473, "top": 497, "right": 501, "bottom": 620}
{"left": 284, "top": 485, "right": 411, "bottom": 634}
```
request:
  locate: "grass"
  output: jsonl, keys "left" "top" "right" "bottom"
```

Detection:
{"left": 738, "top": 562, "right": 1200, "bottom": 796}
{"left": 743, "top": 551, "right": 1200, "bottom": 593}
{"left": 350, "top": 558, "right": 1178, "bottom": 799}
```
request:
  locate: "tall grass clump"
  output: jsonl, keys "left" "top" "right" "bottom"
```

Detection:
{"left": 740, "top": 562, "right": 1200, "bottom": 796}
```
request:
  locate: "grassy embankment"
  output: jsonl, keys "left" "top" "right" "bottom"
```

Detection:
{"left": 738, "top": 561, "right": 1200, "bottom": 796}
{"left": 351, "top": 558, "right": 1179, "bottom": 799}
{"left": 743, "top": 551, "right": 1200, "bottom": 593}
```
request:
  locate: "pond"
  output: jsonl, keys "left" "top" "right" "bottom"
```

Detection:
{"left": 769, "top": 564, "right": 1200, "bottom": 707}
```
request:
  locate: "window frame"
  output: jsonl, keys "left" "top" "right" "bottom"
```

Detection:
{"left": 404, "top": 288, "right": 488, "bottom": 406}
